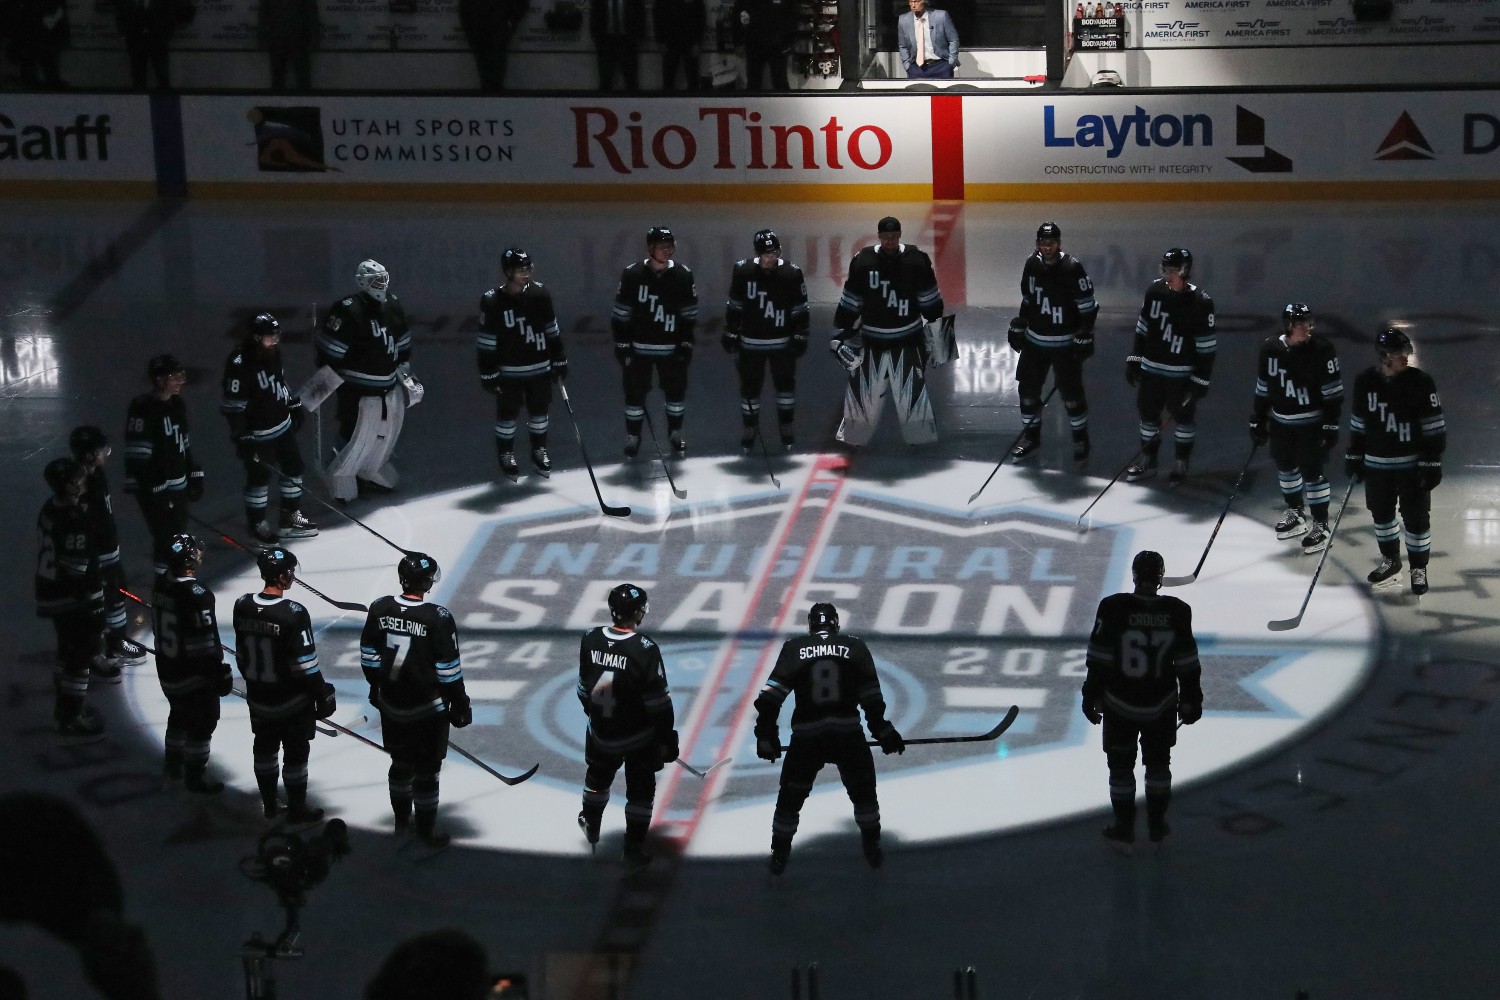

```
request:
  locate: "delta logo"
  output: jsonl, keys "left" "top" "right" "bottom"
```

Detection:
{"left": 1375, "top": 111, "right": 1436, "bottom": 161}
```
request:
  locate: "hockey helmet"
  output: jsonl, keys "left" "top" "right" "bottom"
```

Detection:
{"left": 43, "top": 457, "right": 86, "bottom": 497}
{"left": 1282, "top": 302, "right": 1315, "bottom": 334}
{"left": 355, "top": 259, "right": 391, "bottom": 302}
{"left": 877, "top": 216, "right": 902, "bottom": 235}
{"left": 148, "top": 353, "right": 186, "bottom": 383}
{"left": 808, "top": 602, "right": 840, "bottom": 633}
{"left": 1131, "top": 550, "right": 1166, "bottom": 587}
{"left": 753, "top": 229, "right": 781, "bottom": 255}
{"left": 1161, "top": 247, "right": 1193, "bottom": 280}
{"left": 251, "top": 312, "right": 281, "bottom": 341}
{"left": 165, "top": 533, "right": 205, "bottom": 575}
{"left": 646, "top": 226, "right": 675, "bottom": 247}
{"left": 398, "top": 551, "right": 441, "bottom": 593}
{"left": 501, "top": 247, "right": 534, "bottom": 277}
{"left": 69, "top": 425, "right": 109, "bottom": 461}
{"left": 1036, "top": 221, "right": 1063, "bottom": 242}
{"left": 607, "top": 582, "right": 649, "bottom": 623}
{"left": 1377, "top": 326, "right": 1413, "bottom": 356}
{"left": 257, "top": 546, "right": 299, "bottom": 584}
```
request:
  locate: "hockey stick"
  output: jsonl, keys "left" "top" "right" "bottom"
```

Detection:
{"left": 752, "top": 422, "right": 781, "bottom": 490}
{"left": 1163, "top": 442, "right": 1261, "bottom": 587}
{"left": 674, "top": 756, "right": 733, "bottom": 779}
{"left": 185, "top": 514, "right": 370, "bottom": 613}
{"left": 640, "top": 406, "right": 687, "bottom": 500}
{"left": 781, "top": 706, "right": 1019, "bottom": 751}
{"left": 255, "top": 459, "right": 419, "bottom": 558}
{"left": 1076, "top": 430, "right": 1162, "bottom": 531}
{"left": 1268, "top": 479, "right": 1357, "bottom": 632}
{"left": 969, "top": 384, "right": 1058, "bottom": 504}
{"left": 448, "top": 739, "right": 539, "bottom": 786}
{"left": 557, "top": 383, "right": 631, "bottom": 517}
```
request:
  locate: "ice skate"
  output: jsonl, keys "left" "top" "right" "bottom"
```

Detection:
{"left": 278, "top": 510, "right": 319, "bottom": 539}
{"left": 1301, "top": 521, "right": 1330, "bottom": 554}
{"left": 1368, "top": 554, "right": 1404, "bottom": 592}
{"left": 1125, "top": 454, "right": 1157, "bottom": 482}
{"left": 1274, "top": 507, "right": 1308, "bottom": 540}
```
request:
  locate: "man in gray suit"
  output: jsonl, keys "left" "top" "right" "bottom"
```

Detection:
{"left": 898, "top": 0, "right": 959, "bottom": 79}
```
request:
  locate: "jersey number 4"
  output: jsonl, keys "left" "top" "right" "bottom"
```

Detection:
{"left": 591, "top": 671, "right": 618, "bottom": 718}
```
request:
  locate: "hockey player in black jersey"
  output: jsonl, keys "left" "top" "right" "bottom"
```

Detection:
{"left": 316, "top": 258, "right": 414, "bottom": 502}
{"left": 1249, "top": 303, "right": 1344, "bottom": 553}
{"left": 233, "top": 547, "right": 336, "bottom": 822}
{"left": 151, "top": 534, "right": 234, "bottom": 794}
{"left": 477, "top": 248, "right": 569, "bottom": 480}
{"left": 1124, "top": 248, "right": 1216, "bottom": 485}
{"left": 753, "top": 602, "right": 905, "bottom": 875}
{"left": 361, "top": 553, "right": 472, "bottom": 847}
{"left": 830, "top": 216, "right": 944, "bottom": 448}
{"left": 124, "top": 354, "right": 204, "bottom": 575}
{"left": 576, "top": 583, "right": 679, "bottom": 871}
{"left": 222, "top": 313, "right": 318, "bottom": 544}
{"left": 1008, "top": 222, "right": 1099, "bottom": 463}
{"left": 1346, "top": 327, "right": 1445, "bottom": 596}
{"left": 1082, "top": 551, "right": 1203, "bottom": 848}
{"left": 69, "top": 425, "right": 146, "bottom": 667}
{"left": 36, "top": 458, "right": 110, "bottom": 735}
{"left": 612, "top": 227, "right": 698, "bottom": 458}
{"left": 723, "top": 229, "right": 810, "bottom": 453}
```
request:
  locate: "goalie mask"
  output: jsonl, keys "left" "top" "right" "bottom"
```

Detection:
{"left": 355, "top": 259, "right": 391, "bottom": 302}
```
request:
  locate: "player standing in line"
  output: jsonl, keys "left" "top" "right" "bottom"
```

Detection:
{"left": 222, "top": 312, "right": 319, "bottom": 543}
{"left": 123, "top": 354, "right": 204, "bottom": 575}
{"left": 576, "top": 583, "right": 679, "bottom": 872}
{"left": 754, "top": 602, "right": 905, "bottom": 875}
{"left": 36, "top": 458, "right": 111, "bottom": 735}
{"left": 476, "top": 248, "right": 569, "bottom": 481}
{"left": 1346, "top": 327, "right": 1445, "bottom": 596}
{"left": 1008, "top": 222, "right": 1098, "bottom": 463}
{"left": 69, "top": 425, "right": 147, "bottom": 667}
{"left": 829, "top": 216, "right": 944, "bottom": 448}
{"left": 1249, "top": 303, "right": 1344, "bottom": 553}
{"left": 1082, "top": 550, "right": 1203, "bottom": 849}
{"left": 150, "top": 534, "right": 233, "bottom": 794}
{"left": 316, "top": 259, "right": 414, "bottom": 502}
{"left": 233, "top": 547, "right": 336, "bottom": 822}
{"left": 1123, "top": 248, "right": 1216, "bottom": 485}
{"left": 723, "top": 228, "right": 810, "bottom": 453}
{"left": 612, "top": 227, "right": 698, "bottom": 459}
{"left": 361, "top": 553, "right": 472, "bottom": 848}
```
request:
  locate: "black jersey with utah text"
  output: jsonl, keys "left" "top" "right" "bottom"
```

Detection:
{"left": 754, "top": 630, "right": 893, "bottom": 739}
{"left": 221, "top": 343, "right": 298, "bottom": 443}
{"left": 232, "top": 593, "right": 323, "bottom": 718}
{"left": 123, "top": 393, "right": 202, "bottom": 497}
{"left": 577, "top": 626, "right": 674, "bottom": 752}
{"left": 1019, "top": 252, "right": 1098, "bottom": 351}
{"left": 611, "top": 261, "right": 699, "bottom": 357}
{"left": 35, "top": 498, "right": 103, "bottom": 619}
{"left": 151, "top": 574, "right": 224, "bottom": 697}
{"left": 360, "top": 595, "right": 466, "bottom": 720}
{"left": 476, "top": 283, "right": 566, "bottom": 385}
{"left": 1132, "top": 280, "right": 1216, "bottom": 389}
{"left": 1253, "top": 335, "right": 1342, "bottom": 429}
{"left": 1349, "top": 366, "right": 1445, "bottom": 473}
{"left": 724, "top": 258, "right": 810, "bottom": 352}
{"left": 833, "top": 245, "right": 943, "bottom": 344}
{"left": 1083, "top": 593, "right": 1202, "bottom": 722}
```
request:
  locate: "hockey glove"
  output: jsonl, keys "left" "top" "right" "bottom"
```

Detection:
{"left": 721, "top": 332, "right": 740, "bottom": 354}
{"left": 614, "top": 344, "right": 633, "bottom": 366}
{"left": 479, "top": 374, "right": 500, "bottom": 395}
{"left": 1320, "top": 424, "right": 1340, "bottom": 452}
{"left": 1082, "top": 695, "right": 1102, "bottom": 725}
{"left": 1125, "top": 360, "right": 1141, "bottom": 388}
{"left": 1178, "top": 700, "right": 1203, "bottom": 726}
{"left": 289, "top": 403, "right": 305, "bottom": 432}
{"left": 1345, "top": 453, "right": 1364, "bottom": 482}
{"left": 675, "top": 342, "right": 694, "bottom": 363}
{"left": 186, "top": 476, "right": 205, "bottom": 503}
{"left": 832, "top": 340, "right": 863, "bottom": 374}
{"left": 659, "top": 729, "right": 681, "bottom": 766}
{"left": 1248, "top": 417, "right": 1269, "bottom": 447}
{"left": 1418, "top": 460, "right": 1443, "bottom": 491}
{"left": 756, "top": 735, "right": 782, "bottom": 762}
{"left": 790, "top": 333, "right": 808, "bottom": 358}
{"left": 235, "top": 437, "right": 257, "bottom": 463}
{"left": 874, "top": 723, "right": 905, "bottom": 756}
{"left": 448, "top": 694, "right": 473, "bottom": 729}
{"left": 314, "top": 682, "right": 337, "bottom": 720}
{"left": 551, "top": 358, "right": 569, "bottom": 382}
{"left": 217, "top": 662, "right": 234, "bottom": 697}
{"left": 1073, "top": 338, "right": 1095, "bottom": 362}
{"left": 1006, "top": 316, "right": 1027, "bottom": 353}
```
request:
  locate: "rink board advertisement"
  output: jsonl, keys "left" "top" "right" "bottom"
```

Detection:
{"left": 962, "top": 90, "right": 1500, "bottom": 191}
{"left": 0, "top": 95, "right": 156, "bottom": 184}
{"left": 1112, "top": 0, "right": 1500, "bottom": 47}
{"left": 177, "top": 95, "right": 935, "bottom": 193}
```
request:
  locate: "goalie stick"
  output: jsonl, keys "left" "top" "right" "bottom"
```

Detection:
{"left": 781, "top": 706, "right": 1019, "bottom": 751}
{"left": 641, "top": 406, "right": 687, "bottom": 500}
{"left": 1268, "top": 479, "right": 1357, "bottom": 632}
{"left": 968, "top": 384, "right": 1058, "bottom": 505}
{"left": 186, "top": 514, "right": 369, "bottom": 613}
{"left": 448, "top": 740, "right": 539, "bottom": 786}
{"left": 557, "top": 383, "right": 632, "bottom": 517}
{"left": 1162, "top": 442, "right": 1260, "bottom": 587}
{"left": 674, "top": 756, "right": 733, "bottom": 779}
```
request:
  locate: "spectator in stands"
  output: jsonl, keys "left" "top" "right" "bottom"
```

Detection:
{"left": 115, "top": 0, "right": 190, "bottom": 90}
{"left": 654, "top": 0, "right": 704, "bottom": 90}
{"left": 588, "top": 0, "right": 644, "bottom": 91}
{"left": 898, "top": 0, "right": 959, "bottom": 79}
{"left": 258, "top": 0, "right": 320, "bottom": 93}
{"left": 459, "top": 0, "right": 529, "bottom": 93}
{"left": 733, "top": 0, "right": 794, "bottom": 91}
{"left": 6, "top": 0, "right": 71, "bottom": 90}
